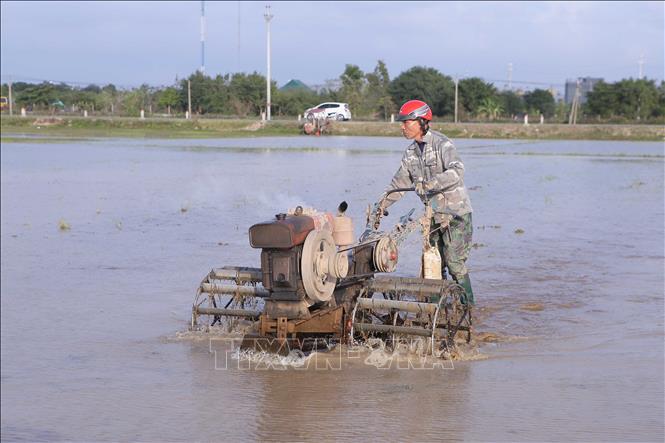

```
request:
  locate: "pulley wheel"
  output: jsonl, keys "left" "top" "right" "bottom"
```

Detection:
{"left": 373, "top": 237, "right": 398, "bottom": 273}
{"left": 301, "top": 230, "right": 336, "bottom": 303}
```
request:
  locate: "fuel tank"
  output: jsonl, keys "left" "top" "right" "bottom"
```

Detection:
{"left": 249, "top": 214, "right": 315, "bottom": 249}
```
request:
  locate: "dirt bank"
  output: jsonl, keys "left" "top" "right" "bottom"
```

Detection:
{"left": 1, "top": 115, "right": 663, "bottom": 141}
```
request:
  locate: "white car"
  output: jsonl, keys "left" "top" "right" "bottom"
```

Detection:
{"left": 304, "top": 102, "right": 352, "bottom": 121}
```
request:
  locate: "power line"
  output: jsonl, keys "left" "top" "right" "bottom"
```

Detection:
{"left": 0, "top": 74, "right": 174, "bottom": 90}
{"left": 481, "top": 77, "right": 565, "bottom": 87}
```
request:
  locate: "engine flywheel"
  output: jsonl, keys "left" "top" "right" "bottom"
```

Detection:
{"left": 301, "top": 229, "right": 337, "bottom": 303}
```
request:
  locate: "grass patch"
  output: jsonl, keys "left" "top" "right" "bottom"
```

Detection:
{"left": 2, "top": 116, "right": 664, "bottom": 141}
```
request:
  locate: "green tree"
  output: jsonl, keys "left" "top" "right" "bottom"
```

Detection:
{"left": 615, "top": 79, "right": 659, "bottom": 120}
{"left": 476, "top": 97, "right": 503, "bottom": 120}
{"left": 458, "top": 77, "right": 497, "bottom": 115}
{"left": 523, "top": 89, "right": 555, "bottom": 118}
{"left": 71, "top": 89, "right": 99, "bottom": 112}
{"left": 83, "top": 84, "right": 101, "bottom": 94}
{"left": 99, "top": 84, "right": 118, "bottom": 114}
{"left": 102, "top": 84, "right": 117, "bottom": 95}
{"left": 228, "top": 72, "right": 268, "bottom": 116}
{"left": 655, "top": 81, "right": 665, "bottom": 118}
{"left": 119, "top": 84, "right": 152, "bottom": 116}
{"left": 585, "top": 78, "right": 662, "bottom": 121}
{"left": 273, "top": 88, "right": 321, "bottom": 116}
{"left": 339, "top": 64, "right": 366, "bottom": 116}
{"left": 180, "top": 71, "right": 213, "bottom": 114}
{"left": 498, "top": 91, "right": 525, "bottom": 118}
{"left": 389, "top": 66, "right": 455, "bottom": 117}
{"left": 9, "top": 82, "right": 33, "bottom": 95}
{"left": 365, "top": 60, "right": 394, "bottom": 120}
{"left": 157, "top": 87, "right": 181, "bottom": 115}
{"left": 553, "top": 100, "right": 569, "bottom": 123}
{"left": 206, "top": 74, "right": 231, "bottom": 114}
{"left": 120, "top": 90, "right": 142, "bottom": 116}
{"left": 584, "top": 81, "right": 618, "bottom": 119}
{"left": 15, "top": 82, "right": 56, "bottom": 109}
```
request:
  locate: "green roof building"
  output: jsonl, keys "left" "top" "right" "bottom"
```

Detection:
{"left": 280, "top": 79, "right": 312, "bottom": 92}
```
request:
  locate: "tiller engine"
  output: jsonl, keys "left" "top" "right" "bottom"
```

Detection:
{"left": 191, "top": 191, "right": 472, "bottom": 356}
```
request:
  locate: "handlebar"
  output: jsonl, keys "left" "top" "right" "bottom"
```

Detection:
{"left": 385, "top": 187, "right": 415, "bottom": 197}
{"left": 382, "top": 187, "right": 445, "bottom": 203}
{"left": 371, "top": 187, "right": 444, "bottom": 229}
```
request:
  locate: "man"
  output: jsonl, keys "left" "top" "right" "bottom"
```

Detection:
{"left": 370, "top": 99, "right": 475, "bottom": 305}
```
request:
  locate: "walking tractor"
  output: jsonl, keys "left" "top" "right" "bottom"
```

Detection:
{"left": 191, "top": 189, "right": 472, "bottom": 357}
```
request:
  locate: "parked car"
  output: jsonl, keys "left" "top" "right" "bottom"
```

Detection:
{"left": 304, "top": 102, "right": 351, "bottom": 121}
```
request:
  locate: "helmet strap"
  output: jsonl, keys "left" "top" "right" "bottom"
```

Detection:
{"left": 417, "top": 118, "right": 429, "bottom": 136}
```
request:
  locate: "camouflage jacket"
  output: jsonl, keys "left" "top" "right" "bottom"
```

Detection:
{"left": 383, "top": 130, "right": 473, "bottom": 221}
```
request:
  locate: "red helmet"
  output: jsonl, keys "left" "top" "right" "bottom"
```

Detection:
{"left": 396, "top": 99, "right": 432, "bottom": 121}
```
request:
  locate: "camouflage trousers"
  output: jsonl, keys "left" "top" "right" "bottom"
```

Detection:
{"left": 429, "top": 213, "right": 473, "bottom": 281}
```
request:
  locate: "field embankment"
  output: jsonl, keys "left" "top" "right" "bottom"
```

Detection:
{"left": 1, "top": 115, "right": 663, "bottom": 141}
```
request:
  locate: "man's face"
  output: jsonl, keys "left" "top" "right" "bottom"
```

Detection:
{"left": 401, "top": 119, "right": 421, "bottom": 140}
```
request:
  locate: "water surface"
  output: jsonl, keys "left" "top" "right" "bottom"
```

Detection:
{"left": 2, "top": 136, "right": 663, "bottom": 441}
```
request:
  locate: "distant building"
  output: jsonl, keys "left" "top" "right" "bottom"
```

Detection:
{"left": 565, "top": 77, "right": 603, "bottom": 105}
{"left": 547, "top": 87, "right": 563, "bottom": 103}
{"left": 309, "top": 79, "right": 342, "bottom": 94}
{"left": 280, "top": 79, "right": 312, "bottom": 92}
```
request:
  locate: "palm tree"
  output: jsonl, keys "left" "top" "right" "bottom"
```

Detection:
{"left": 476, "top": 98, "right": 503, "bottom": 121}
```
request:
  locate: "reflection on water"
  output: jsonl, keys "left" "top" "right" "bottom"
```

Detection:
{"left": 1, "top": 136, "right": 663, "bottom": 441}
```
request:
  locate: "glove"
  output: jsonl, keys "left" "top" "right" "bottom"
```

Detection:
{"left": 415, "top": 178, "right": 438, "bottom": 197}
{"left": 414, "top": 180, "right": 425, "bottom": 197}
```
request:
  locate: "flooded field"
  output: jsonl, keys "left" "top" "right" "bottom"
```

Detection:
{"left": 1, "top": 135, "right": 663, "bottom": 441}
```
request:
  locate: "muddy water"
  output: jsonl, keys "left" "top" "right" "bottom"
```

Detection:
{"left": 1, "top": 136, "right": 663, "bottom": 441}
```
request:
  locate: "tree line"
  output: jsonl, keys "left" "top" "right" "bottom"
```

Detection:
{"left": 2, "top": 61, "right": 664, "bottom": 123}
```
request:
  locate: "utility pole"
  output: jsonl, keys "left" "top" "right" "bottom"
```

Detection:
{"left": 237, "top": 1, "right": 241, "bottom": 72}
{"left": 574, "top": 79, "right": 581, "bottom": 124}
{"left": 264, "top": 4, "right": 273, "bottom": 121}
{"left": 568, "top": 79, "right": 580, "bottom": 125}
{"left": 200, "top": 1, "right": 206, "bottom": 74}
{"left": 8, "top": 76, "right": 13, "bottom": 116}
{"left": 187, "top": 80, "right": 192, "bottom": 119}
{"left": 637, "top": 55, "right": 644, "bottom": 119}
{"left": 454, "top": 77, "right": 459, "bottom": 123}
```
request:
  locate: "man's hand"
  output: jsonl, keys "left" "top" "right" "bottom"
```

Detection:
{"left": 414, "top": 179, "right": 426, "bottom": 197}
{"left": 415, "top": 178, "right": 438, "bottom": 197}
{"left": 371, "top": 202, "right": 384, "bottom": 229}
{"left": 362, "top": 202, "right": 383, "bottom": 241}
{"left": 366, "top": 202, "right": 382, "bottom": 230}
{"left": 414, "top": 178, "right": 438, "bottom": 197}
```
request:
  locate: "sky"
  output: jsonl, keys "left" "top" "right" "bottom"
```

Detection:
{"left": 1, "top": 1, "right": 663, "bottom": 93}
